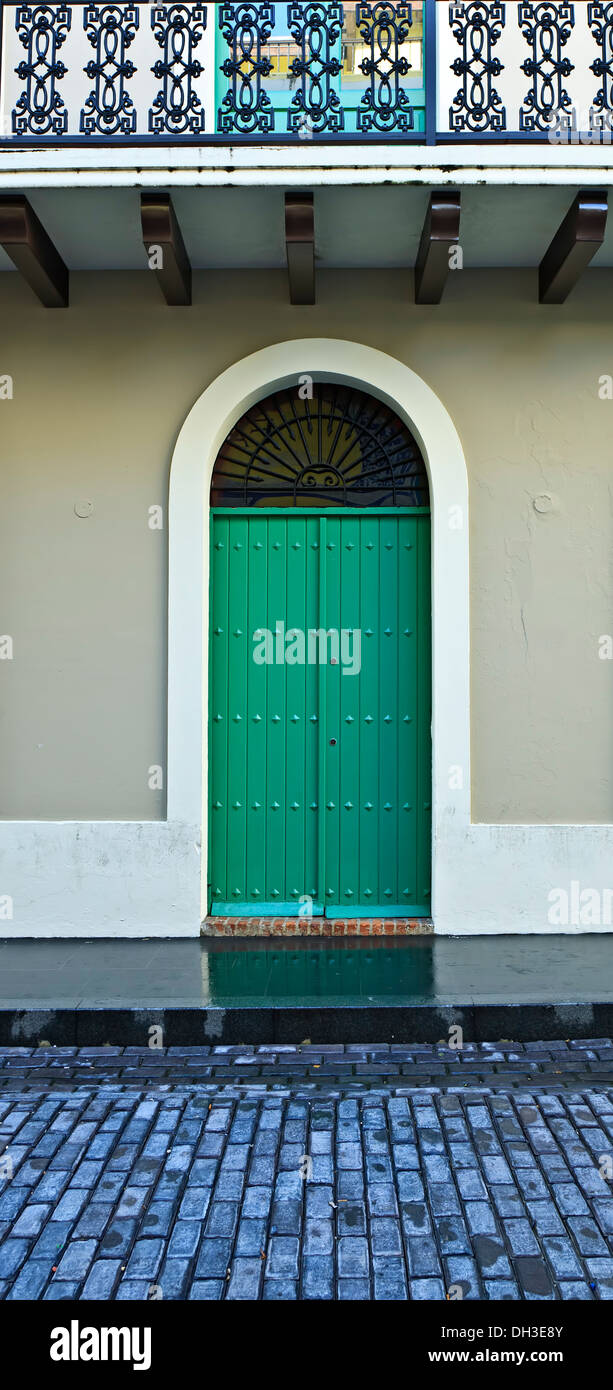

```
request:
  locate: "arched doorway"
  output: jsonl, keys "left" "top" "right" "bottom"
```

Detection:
{"left": 167, "top": 339, "right": 470, "bottom": 933}
{"left": 208, "top": 382, "right": 431, "bottom": 918}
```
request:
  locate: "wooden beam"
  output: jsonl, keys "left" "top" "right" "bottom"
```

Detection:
{"left": 414, "top": 191, "right": 461, "bottom": 305}
{"left": 141, "top": 193, "right": 191, "bottom": 306}
{"left": 285, "top": 193, "right": 315, "bottom": 305}
{"left": 0, "top": 196, "right": 68, "bottom": 308}
{"left": 539, "top": 190, "right": 608, "bottom": 304}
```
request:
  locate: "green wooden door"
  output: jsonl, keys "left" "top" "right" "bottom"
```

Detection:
{"left": 209, "top": 508, "right": 431, "bottom": 916}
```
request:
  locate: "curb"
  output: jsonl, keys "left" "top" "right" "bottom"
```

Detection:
{"left": 0, "top": 1000, "right": 611, "bottom": 1046}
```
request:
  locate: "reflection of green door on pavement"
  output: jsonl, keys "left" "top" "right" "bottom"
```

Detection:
{"left": 209, "top": 508, "right": 431, "bottom": 916}
{"left": 206, "top": 939, "right": 435, "bottom": 1004}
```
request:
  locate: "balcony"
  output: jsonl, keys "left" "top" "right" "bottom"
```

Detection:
{"left": 1, "top": 1, "right": 613, "bottom": 150}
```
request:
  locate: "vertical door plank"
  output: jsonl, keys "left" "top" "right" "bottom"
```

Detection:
{"left": 416, "top": 514, "right": 433, "bottom": 913}
{"left": 209, "top": 515, "right": 230, "bottom": 908}
{"left": 305, "top": 515, "right": 320, "bottom": 903}
{"left": 338, "top": 513, "right": 361, "bottom": 913}
{"left": 246, "top": 515, "right": 268, "bottom": 906}
{"left": 317, "top": 515, "right": 327, "bottom": 908}
{"left": 285, "top": 514, "right": 307, "bottom": 905}
{"left": 324, "top": 515, "right": 341, "bottom": 911}
{"left": 359, "top": 513, "right": 379, "bottom": 909}
{"left": 226, "top": 516, "right": 248, "bottom": 903}
{"left": 397, "top": 514, "right": 419, "bottom": 905}
{"left": 379, "top": 516, "right": 399, "bottom": 905}
{"left": 266, "top": 516, "right": 288, "bottom": 903}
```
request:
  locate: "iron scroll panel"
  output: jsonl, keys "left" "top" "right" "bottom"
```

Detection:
{"left": 150, "top": 3, "right": 207, "bottom": 135}
{"left": 357, "top": 1, "right": 416, "bottom": 134}
{"left": 211, "top": 385, "right": 430, "bottom": 509}
{"left": 286, "top": 1, "right": 344, "bottom": 136}
{"left": 81, "top": 4, "right": 139, "bottom": 136}
{"left": 519, "top": 1, "right": 575, "bottom": 133}
{"left": 449, "top": 1, "right": 506, "bottom": 133}
{"left": 13, "top": 3, "right": 72, "bottom": 137}
{"left": 590, "top": 2, "right": 613, "bottom": 120}
{"left": 217, "top": 2, "right": 276, "bottom": 135}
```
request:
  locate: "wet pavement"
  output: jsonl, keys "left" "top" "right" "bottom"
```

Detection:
{"left": 1, "top": 1041, "right": 613, "bottom": 1300}
{"left": 2, "top": 934, "right": 613, "bottom": 1008}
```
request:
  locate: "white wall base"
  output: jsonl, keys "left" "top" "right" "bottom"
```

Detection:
{"left": 0, "top": 821, "right": 202, "bottom": 938}
{"left": 435, "top": 821, "right": 613, "bottom": 935}
{"left": 1, "top": 819, "right": 613, "bottom": 937}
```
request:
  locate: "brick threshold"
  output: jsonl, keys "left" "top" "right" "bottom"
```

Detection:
{"left": 201, "top": 917, "right": 434, "bottom": 937}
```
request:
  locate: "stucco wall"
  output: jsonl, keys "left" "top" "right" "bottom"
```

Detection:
{"left": 1, "top": 266, "right": 612, "bottom": 823}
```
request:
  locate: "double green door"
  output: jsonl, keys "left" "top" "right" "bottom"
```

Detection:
{"left": 209, "top": 508, "right": 431, "bottom": 916}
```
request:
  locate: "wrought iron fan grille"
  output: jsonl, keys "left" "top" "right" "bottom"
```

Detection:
{"left": 211, "top": 384, "right": 429, "bottom": 508}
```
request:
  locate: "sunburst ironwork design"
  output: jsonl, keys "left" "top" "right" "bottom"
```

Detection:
{"left": 211, "top": 384, "right": 429, "bottom": 507}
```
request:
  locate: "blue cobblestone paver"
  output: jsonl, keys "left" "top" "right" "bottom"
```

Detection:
{"left": 0, "top": 1041, "right": 612, "bottom": 1298}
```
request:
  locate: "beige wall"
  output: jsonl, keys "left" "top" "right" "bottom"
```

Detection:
{"left": 1, "top": 266, "right": 612, "bottom": 823}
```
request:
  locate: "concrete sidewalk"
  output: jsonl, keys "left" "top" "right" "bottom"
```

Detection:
{"left": 1, "top": 934, "right": 613, "bottom": 1043}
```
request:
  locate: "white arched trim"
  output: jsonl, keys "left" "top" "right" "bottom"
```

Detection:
{"left": 168, "top": 339, "right": 470, "bottom": 928}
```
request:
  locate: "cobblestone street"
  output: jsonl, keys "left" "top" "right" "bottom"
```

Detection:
{"left": 1, "top": 1040, "right": 613, "bottom": 1301}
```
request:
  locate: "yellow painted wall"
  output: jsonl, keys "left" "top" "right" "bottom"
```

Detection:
{"left": 1, "top": 266, "right": 612, "bottom": 822}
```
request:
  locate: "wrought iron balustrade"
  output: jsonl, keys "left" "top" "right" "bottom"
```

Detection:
{"left": 0, "top": 1, "right": 611, "bottom": 146}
